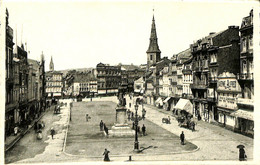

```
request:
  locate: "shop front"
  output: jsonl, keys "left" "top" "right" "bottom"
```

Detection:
{"left": 217, "top": 108, "right": 236, "bottom": 130}
{"left": 231, "top": 109, "right": 254, "bottom": 137}
{"left": 173, "top": 98, "right": 193, "bottom": 116}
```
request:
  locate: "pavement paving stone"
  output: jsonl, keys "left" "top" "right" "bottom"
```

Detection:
{"left": 12, "top": 96, "right": 254, "bottom": 163}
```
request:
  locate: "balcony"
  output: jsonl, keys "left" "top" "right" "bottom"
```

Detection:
{"left": 237, "top": 73, "right": 253, "bottom": 80}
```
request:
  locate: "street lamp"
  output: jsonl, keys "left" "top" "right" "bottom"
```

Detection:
{"left": 134, "top": 103, "right": 139, "bottom": 151}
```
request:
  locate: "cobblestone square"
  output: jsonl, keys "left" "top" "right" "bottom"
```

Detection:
{"left": 65, "top": 101, "right": 197, "bottom": 157}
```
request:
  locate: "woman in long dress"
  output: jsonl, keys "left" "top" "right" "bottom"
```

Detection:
{"left": 103, "top": 148, "right": 110, "bottom": 161}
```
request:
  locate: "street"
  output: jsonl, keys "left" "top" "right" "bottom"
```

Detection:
{"left": 5, "top": 96, "right": 254, "bottom": 163}
{"left": 5, "top": 105, "right": 60, "bottom": 164}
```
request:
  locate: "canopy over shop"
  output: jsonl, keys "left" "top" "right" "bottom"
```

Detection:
{"left": 163, "top": 97, "right": 174, "bottom": 111}
{"left": 230, "top": 109, "right": 253, "bottom": 121}
{"left": 173, "top": 98, "right": 193, "bottom": 116}
{"left": 155, "top": 97, "right": 163, "bottom": 108}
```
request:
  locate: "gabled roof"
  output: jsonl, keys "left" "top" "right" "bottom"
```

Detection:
{"left": 175, "top": 48, "right": 192, "bottom": 65}
{"left": 240, "top": 9, "right": 253, "bottom": 29}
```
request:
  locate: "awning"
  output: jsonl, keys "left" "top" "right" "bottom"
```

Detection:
{"left": 231, "top": 109, "right": 253, "bottom": 121}
{"left": 155, "top": 97, "right": 163, "bottom": 106}
{"left": 174, "top": 98, "right": 193, "bottom": 114}
{"left": 163, "top": 97, "right": 171, "bottom": 103}
{"left": 98, "top": 90, "right": 106, "bottom": 94}
{"left": 53, "top": 93, "right": 61, "bottom": 96}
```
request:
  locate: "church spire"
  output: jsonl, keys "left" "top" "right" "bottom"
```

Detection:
{"left": 49, "top": 56, "right": 54, "bottom": 71}
{"left": 146, "top": 13, "right": 161, "bottom": 53}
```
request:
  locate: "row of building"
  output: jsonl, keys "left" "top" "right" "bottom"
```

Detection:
{"left": 45, "top": 60, "right": 146, "bottom": 99}
{"left": 4, "top": 9, "right": 46, "bottom": 136}
{"left": 136, "top": 10, "right": 254, "bottom": 137}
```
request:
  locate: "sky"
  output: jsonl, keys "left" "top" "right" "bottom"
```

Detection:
{"left": 4, "top": 0, "right": 257, "bottom": 71}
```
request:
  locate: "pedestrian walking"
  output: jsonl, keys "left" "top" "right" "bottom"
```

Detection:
{"left": 127, "top": 110, "right": 131, "bottom": 120}
{"left": 86, "top": 114, "right": 90, "bottom": 122}
{"left": 142, "top": 124, "right": 146, "bottom": 136}
{"left": 191, "top": 121, "right": 195, "bottom": 132}
{"left": 100, "top": 120, "right": 104, "bottom": 131}
{"left": 142, "top": 109, "right": 146, "bottom": 119}
{"left": 180, "top": 131, "right": 185, "bottom": 145}
{"left": 237, "top": 145, "right": 247, "bottom": 161}
{"left": 50, "top": 127, "right": 55, "bottom": 139}
{"left": 132, "top": 122, "right": 135, "bottom": 130}
{"left": 137, "top": 126, "right": 140, "bottom": 133}
{"left": 103, "top": 148, "right": 110, "bottom": 161}
{"left": 239, "top": 148, "right": 246, "bottom": 161}
{"left": 131, "top": 112, "right": 134, "bottom": 120}
{"left": 14, "top": 126, "right": 18, "bottom": 136}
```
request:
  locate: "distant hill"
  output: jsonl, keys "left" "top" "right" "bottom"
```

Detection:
{"left": 57, "top": 68, "right": 94, "bottom": 76}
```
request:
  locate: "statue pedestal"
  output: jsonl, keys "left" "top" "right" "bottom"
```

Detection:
{"left": 108, "top": 106, "right": 135, "bottom": 137}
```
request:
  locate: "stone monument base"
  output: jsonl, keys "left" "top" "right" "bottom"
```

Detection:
{"left": 108, "top": 125, "right": 135, "bottom": 137}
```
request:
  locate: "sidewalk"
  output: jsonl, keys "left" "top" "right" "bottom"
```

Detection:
{"left": 4, "top": 106, "right": 54, "bottom": 152}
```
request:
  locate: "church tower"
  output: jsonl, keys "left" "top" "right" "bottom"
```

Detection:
{"left": 49, "top": 56, "right": 54, "bottom": 71}
{"left": 146, "top": 14, "right": 161, "bottom": 70}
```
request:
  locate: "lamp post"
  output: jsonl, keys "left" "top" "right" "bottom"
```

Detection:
{"left": 134, "top": 103, "right": 139, "bottom": 151}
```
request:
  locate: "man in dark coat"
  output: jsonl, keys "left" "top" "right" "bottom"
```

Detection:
{"left": 142, "top": 124, "right": 146, "bottom": 136}
{"left": 100, "top": 120, "right": 104, "bottom": 131}
{"left": 142, "top": 109, "right": 146, "bottom": 119}
{"left": 180, "top": 131, "right": 185, "bottom": 145}
{"left": 103, "top": 148, "right": 110, "bottom": 161}
{"left": 51, "top": 127, "right": 55, "bottom": 139}
{"left": 239, "top": 148, "right": 246, "bottom": 161}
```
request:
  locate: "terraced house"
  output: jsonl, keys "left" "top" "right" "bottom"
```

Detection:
{"left": 190, "top": 25, "right": 240, "bottom": 123}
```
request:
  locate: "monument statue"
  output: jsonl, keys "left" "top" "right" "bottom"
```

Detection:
{"left": 108, "top": 87, "right": 135, "bottom": 137}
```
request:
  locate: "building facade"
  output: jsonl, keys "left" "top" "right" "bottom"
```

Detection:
{"left": 96, "top": 63, "right": 121, "bottom": 96}
{"left": 72, "top": 72, "right": 98, "bottom": 97}
{"left": 119, "top": 64, "right": 145, "bottom": 93}
{"left": 235, "top": 10, "right": 254, "bottom": 137}
{"left": 217, "top": 72, "right": 242, "bottom": 130}
{"left": 45, "top": 71, "right": 63, "bottom": 98}
{"left": 182, "top": 58, "right": 193, "bottom": 99}
{"left": 191, "top": 26, "right": 240, "bottom": 122}
{"left": 5, "top": 9, "right": 16, "bottom": 136}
